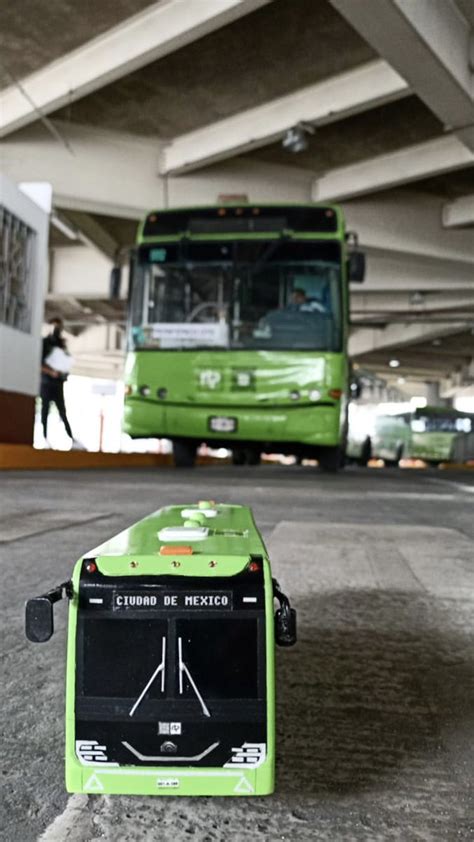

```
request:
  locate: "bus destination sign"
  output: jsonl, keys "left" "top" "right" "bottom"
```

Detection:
{"left": 112, "top": 591, "right": 233, "bottom": 610}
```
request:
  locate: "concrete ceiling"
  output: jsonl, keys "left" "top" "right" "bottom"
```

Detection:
{"left": 0, "top": 0, "right": 152, "bottom": 88}
{"left": 245, "top": 97, "right": 443, "bottom": 174}
{"left": 49, "top": 0, "right": 375, "bottom": 137}
{"left": 1, "top": 0, "right": 473, "bottom": 391}
{"left": 353, "top": 328, "right": 474, "bottom": 381}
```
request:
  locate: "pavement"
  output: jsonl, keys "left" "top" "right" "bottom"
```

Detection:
{"left": 1, "top": 465, "right": 473, "bottom": 842}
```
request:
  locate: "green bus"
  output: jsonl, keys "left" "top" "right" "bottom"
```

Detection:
{"left": 123, "top": 204, "right": 365, "bottom": 469}
{"left": 348, "top": 405, "right": 474, "bottom": 466}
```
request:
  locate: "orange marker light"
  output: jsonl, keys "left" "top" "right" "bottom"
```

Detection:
{"left": 329, "top": 389, "right": 343, "bottom": 400}
{"left": 159, "top": 545, "right": 193, "bottom": 556}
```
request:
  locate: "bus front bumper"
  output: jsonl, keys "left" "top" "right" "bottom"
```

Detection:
{"left": 123, "top": 398, "right": 342, "bottom": 448}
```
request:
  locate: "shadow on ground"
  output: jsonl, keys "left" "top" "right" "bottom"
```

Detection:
{"left": 275, "top": 589, "right": 474, "bottom": 799}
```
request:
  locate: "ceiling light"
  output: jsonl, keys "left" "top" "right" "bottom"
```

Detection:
{"left": 388, "top": 359, "right": 400, "bottom": 368}
{"left": 282, "top": 122, "right": 315, "bottom": 153}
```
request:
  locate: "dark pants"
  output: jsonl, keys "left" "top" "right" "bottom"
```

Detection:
{"left": 41, "top": 378, "right": 73, "bottom": 439}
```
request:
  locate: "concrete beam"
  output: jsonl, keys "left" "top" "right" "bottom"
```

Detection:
{"left": 349, "top": 320, "right": 466, "bottom": 357}
{"left": 0, "top": 0, "right": 271, "bottom": 138}
{"left": 359, "top": 246, "right": 474, "bottom": 293}
{"left": 161, "top": 60, "right": 409, "bottom": 174}
{"left": 442, "top": 194, "right": 474, "bottom": 228}
{"left": 0, "top": 122, "right": 313, "bottom": 218}
{"left": 62, "top": 211, "right": 120, "bottom": 261}
{"left": 312, "top": 135, "right": 474, "bottom": 201}
{"left": 350, "top": 288, "right": 474, "bottom": 314}
{"left": 343, "top": 191, "right": 474, "bottom": 264}
{"left": 329, "top": 0, "right": 474, "bottom": 150}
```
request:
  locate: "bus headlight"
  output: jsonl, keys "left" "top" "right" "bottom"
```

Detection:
{"left": 139, "top": 385, "right": 151, "bottom": 397}
{"left": 309, "top": 389, "right": 321, "bottom": 402}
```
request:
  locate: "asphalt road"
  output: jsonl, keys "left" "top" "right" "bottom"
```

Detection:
{"left": 1, "top": 465, "right": 473, "bottom": 841}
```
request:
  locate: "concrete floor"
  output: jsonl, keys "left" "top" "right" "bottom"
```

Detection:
{"left": 1, "top": 465, "right": 473, "bottom": 841}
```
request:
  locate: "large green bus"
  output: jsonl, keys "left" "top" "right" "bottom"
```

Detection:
{"left": 348, "top": 405, "right": 474, "bottom": 466}
{"left": 123, "top": 204, "right": 365, "bottom": 469}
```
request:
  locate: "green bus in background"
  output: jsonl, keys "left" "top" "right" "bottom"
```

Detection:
{"left": 348, "top": 405, "right": 474, "bottom": 467}
{"left": 123, "top": 204, "right": 365, "bottom": 469}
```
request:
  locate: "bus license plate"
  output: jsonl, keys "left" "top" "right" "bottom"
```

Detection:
{"left": 209, "top": 416, "right": 237, "bottom": 433}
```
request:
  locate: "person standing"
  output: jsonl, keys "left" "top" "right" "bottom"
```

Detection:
{"left": 40, "top": 318, "right": 75, "bottom": 446}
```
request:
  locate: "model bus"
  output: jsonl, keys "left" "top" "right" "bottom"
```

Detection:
{"left": 123, "top": 204, "right": 365, "bottom": 470}
{"left": 26, "top": 501, "right": 296, "bottom": 796}
{"left": 348, "top": 405, "right": 474, "bottom": 466}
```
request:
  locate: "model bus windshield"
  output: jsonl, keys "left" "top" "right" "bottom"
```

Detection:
{"left": 80, "top": 617, "right": 260, "bottom": 703}
{"left": 129, "top": 241, "right": 342, "bottom": 352}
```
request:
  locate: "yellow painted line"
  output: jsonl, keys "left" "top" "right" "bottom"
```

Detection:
{"left": 0, "top": 445, "right": 229, "bottom": 471}
{"left": 439, "top": 462, "right": 474, "bottom": 470}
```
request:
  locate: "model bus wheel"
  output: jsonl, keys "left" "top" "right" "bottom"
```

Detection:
{"left": 173, "top": 439, "right": 197, "bottom": 468}
{"left": 318, "top": 446, "right": 344, "bottom": 472}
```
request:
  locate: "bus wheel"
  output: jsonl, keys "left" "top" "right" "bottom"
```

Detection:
{"left": 232, "top": 448, "right": 247, "bottom": 466}
{"left": 173, "top": 439, "right": 197, "bottom": 468}
{"left": 319, "top": 446, "right": 344, "bottom": 472}
{"left": 357, "top": 438, "right": 372, "bottom": 467}
{"left": 245, "top": 448, "right": 261, "bottom": 466}
{"left": 385, "top": 445, "right": 403, "bottom": 468}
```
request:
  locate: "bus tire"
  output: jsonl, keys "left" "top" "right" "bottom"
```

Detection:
{"left": 173, "top": 439, "right": 197, "bottom": 468}
{"left": 319, "top": 446, "right": 344, "bottom": 473}
{"left": 357, "top": 438, "right": 372, "bottom": 467}
{"left": 385, "top": 444, "right": 403, "bottom": 468}
{"left": 245, "top": 448, "right": 261, "bottom": 466}
{"left": 232, "top": 448, "right": 247, "bottom": 466}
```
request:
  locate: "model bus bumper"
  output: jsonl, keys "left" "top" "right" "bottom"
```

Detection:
{"left": 123, "top": 398, "right": 342, "bottom": 447}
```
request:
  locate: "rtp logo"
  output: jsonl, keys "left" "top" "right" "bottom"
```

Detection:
{"left": 198, "top": 370, "right": 222, "bottom": 390}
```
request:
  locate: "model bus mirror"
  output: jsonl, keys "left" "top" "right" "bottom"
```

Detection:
{"left": 348, "top": 251, "right": 365, "bottom": 283}
{"left": 109, "top": 265, "right": 122, "bottom": 299}
{"left": 273, "top": 579, "right": 297, "bottom": 647}
{"left": 25, "top": 582, "right": 72, "bottom": 643}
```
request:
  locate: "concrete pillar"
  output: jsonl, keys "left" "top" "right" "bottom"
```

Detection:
{"left": 425, "top": 381, "right": 452, "bottom": 408}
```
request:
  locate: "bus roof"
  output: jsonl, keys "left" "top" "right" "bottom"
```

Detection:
{"left": 137, "top": 203, "right": 344, "bottom": 244}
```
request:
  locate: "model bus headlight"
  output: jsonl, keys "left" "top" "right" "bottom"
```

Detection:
{"left": 290, "top": 390, "right": 300, "bottom": 401}
{"left": 139, "top": 385, "right": 151, "bottom": 397}
{"left": 309, "top": 389, "right": 321, "bottom": 401}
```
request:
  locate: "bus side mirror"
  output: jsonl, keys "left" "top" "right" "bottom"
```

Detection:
{"left": 348, "top": 251, "right": 365, "bottom": 283}
{"left": 25, "top": 581, "right": 72, "bottom": 643}
{"left": 25, "top": 597, "right": 54, "bottom": 642}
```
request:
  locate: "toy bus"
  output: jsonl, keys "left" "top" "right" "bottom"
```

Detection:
{"left": 122, "top": 203, "right": 365, "bottom": 470}
{"left": 25, "top": 502, "right": 296, "bottom": 796}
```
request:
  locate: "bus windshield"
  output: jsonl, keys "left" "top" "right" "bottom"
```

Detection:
{"left": 411, "top": 414, "right": 472, "bottom": 433}
{"left": 129, "top": 241, "right": 342, "bottom": 352}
